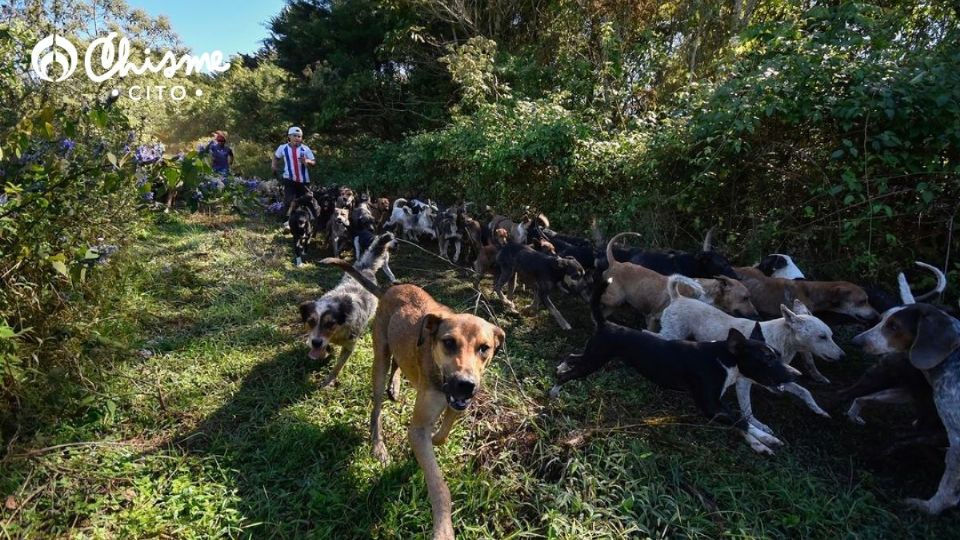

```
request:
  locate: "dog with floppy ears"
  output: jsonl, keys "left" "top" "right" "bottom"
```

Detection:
{"left": 550, "top": 277, "right": 799, "bottom": 454}
{"left": 850, "top": 302, "right": 960, "bottom": 515}
{"left": 322, "top": 259, "right": 505, "bottom": 540}
{"left": 299, "top": 232, "right": 397, "bottom": 388}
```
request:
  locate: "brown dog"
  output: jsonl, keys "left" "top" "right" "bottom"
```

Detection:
{"left": 735, "top": 266, "right": 878, "bottom": 322}
{"left": 473, "top": 227, "right": 509, "bottom": 287}
{"left": 322, "top": 258, "right": 505, "bottom": 540}
{"left": 602, "top": 233, "right": 758, "bottom": 330}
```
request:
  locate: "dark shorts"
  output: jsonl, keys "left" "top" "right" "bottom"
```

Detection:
{"left": 281, "top": 179, "right": 310, "bottom": 216}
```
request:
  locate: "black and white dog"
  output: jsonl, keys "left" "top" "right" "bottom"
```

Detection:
{"left": 351, "top": 197, "right": 398, "bottom": 283}
{"left": 288, "top": 193, "right": 323, "bottom": 266}
{"left": 299, "top": 232, "right": 398, "bottom": 388}
{"left": 550, "top": 277, "right": 799, "bottom": 454}
{"left": 384, "top": 198, "right": 437, "bottom": 242}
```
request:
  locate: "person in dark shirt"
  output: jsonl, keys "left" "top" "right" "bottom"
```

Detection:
{"left": 204, "top": 131, "right": 234, "bottom": 175}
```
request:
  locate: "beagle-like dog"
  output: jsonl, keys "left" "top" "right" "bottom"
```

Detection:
{"left": 851, "top": 303, "right": 960, "bottom": 515}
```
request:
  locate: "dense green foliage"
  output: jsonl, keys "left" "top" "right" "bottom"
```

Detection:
{"left": 251, "top": 1, "right": 959, "bottom": 280}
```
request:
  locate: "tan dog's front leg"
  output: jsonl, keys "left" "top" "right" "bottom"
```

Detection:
{"left": 432, "top": 407, "right": 464, "bottom": 446}
{"left": 370, "top": 342, "right": 392, "bottom": 463}
{"left": 409, "top": 389, "right": 455, "bottom": 540}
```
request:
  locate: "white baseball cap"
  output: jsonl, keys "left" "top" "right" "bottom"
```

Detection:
{"left": 287, "top": 126, "right": 303, "bottom": 136}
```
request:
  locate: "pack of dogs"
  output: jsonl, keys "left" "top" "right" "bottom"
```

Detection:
{"left": 286, "top": 184, "right": 959, "bottom": 537}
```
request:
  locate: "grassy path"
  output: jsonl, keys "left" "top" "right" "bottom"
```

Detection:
{"left": 1, "top": 213, "right": 956, "bottom": 538}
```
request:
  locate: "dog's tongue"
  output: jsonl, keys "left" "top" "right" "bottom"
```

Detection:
{"left": 308, "top": 347, "right": 324, "bottom": 360}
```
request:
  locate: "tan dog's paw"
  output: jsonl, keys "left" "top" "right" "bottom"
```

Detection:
{"left": 431, "top": 433, "right": 448, "bottom": 446}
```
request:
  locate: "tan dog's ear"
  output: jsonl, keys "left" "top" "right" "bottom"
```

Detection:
{"left": 832, "top": 285, "right": 853, "bottom": 298}
{"left": 714, "top": 276, "right": 733, "bottom": 289}
{"left": 493, "top": 326, "right": 506, "bottom": 355}
{"left": 417, "top": 313, "right": 444, "bottom": 347}
{"left": 909, "top": 310, "right": 960, "bottom": 370}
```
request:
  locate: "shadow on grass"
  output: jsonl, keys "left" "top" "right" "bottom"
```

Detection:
{"left": 153, "top": 344, "right": 420, "bottom": 538}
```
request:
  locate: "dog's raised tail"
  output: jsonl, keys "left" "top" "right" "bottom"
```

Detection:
{"left": 357, "top": 232, "right": 396, "bottom": 272}
{"left": 590, "top": 276, "right": 612, "bottom": 327}
{"left": 321, "top": 258, "right": 383, "bottom": 298}
{"left": 667, "top": 274, "right": 705, "bottom": 302}
{"left": 605, "top": 232, "right": 643, "bottom": 269}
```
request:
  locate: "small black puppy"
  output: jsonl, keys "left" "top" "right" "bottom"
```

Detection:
{"left": 549, "top": 277, "right": 798, "bottom": 454}
{"left": 493, "top": 242, "right": 587, "bottom": 331}
{"left": 288, "top": 193, "right": 323, "bottom": 266}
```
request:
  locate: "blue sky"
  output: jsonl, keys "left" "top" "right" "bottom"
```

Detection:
{"left": 126, "top": 0, "right": 288, "bottom": 57}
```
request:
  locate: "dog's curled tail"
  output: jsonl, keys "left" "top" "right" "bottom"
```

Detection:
{"left": 667, "top": 274, "right": 705, "bottom": 302}
{"left": 605, "top": 232, "right": 643, "bottom": 269}
{"left": 392, "top": 197, "right": 408, "bottom": 210}
{"left": 590, "top": 276, "right": 611, "bottom": 328}
{"left": 898, "top": 261, "right": 947, "bottom": 304}
{"left": 321, "top": 258, "right": 383, "bottom": 299}
{"left": 357, "top": 232, "right": 396, "bottom": 272}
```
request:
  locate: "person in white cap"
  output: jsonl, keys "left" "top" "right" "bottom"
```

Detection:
{"left": 272, "top": 126, "right": 317, "bottom": 217}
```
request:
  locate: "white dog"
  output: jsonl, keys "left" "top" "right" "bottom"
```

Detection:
{"left": 659, "top": 276, "right": 844, "bottom": 437}
{"left": 384, "top": 198, "right": 437, "bottom": 242}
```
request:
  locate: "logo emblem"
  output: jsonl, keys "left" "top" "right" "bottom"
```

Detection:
{"left": 30, "top": 34, "right": 78, "bottom": 82}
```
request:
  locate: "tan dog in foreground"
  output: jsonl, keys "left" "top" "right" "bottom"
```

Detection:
{"left": 322, "top": 257, "right": 505, "bottom": 540}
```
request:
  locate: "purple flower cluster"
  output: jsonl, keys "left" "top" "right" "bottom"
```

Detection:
{"left": 142, "top": 192, "right": 154, "bottom": 202}
{"left": 60, "top": 138, "right": 76, "bottom": 153}
{"left": 0, "top": 194, "right": 8, "bottom": 206}
{"left": 267, "top": 201, "right": 284, "bottom": 214}
{"left": 191, "top": 190, "right": 204, "bottom": 201}
{"left": 199, "top": 178, "right": 225, "bottom": 192}
{"left": 135, "top": 143, "right": 164, "bottom": 165}
{"left": 243, "top": 179, "right": 261, "bottom": 191}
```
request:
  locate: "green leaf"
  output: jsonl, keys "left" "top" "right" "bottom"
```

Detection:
{"left": 106, "top": 153, "right": 117, "bottom": 167}
{"left": 51, "top": 260, "right": 69, "bottom": 277}
{"left": 831, "top": 149, "right": 844, "bottom": 159}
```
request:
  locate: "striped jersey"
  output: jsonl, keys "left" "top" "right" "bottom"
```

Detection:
{"left": 274, "top": 143, "right": 316, "bottom": 183}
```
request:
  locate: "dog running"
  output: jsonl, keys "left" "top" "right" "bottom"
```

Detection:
{"left": 323, "top": 258, "right": 505, "bottom": 540}
{"left": 299, "top": 232, "right": 397, "bottom": 388}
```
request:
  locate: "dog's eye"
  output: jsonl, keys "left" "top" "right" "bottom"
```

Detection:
{"left": 323, "top": 321, "right": 336, "bottom": 330}
{"left": 478, "top": 344, "right": 490, "bottom": 356}
{"left": 819, "top": 334, "right": 828, "bottom": 340}
{"left": 442, "top": 338, "right": 457, "bottom": 351}
{"left": 306, "top": 318, "right": 318, "bottom": 328}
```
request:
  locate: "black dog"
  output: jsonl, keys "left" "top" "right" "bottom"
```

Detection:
{"left": 493, "top": 243, "right": 587, "bottom": 331}
{"left": 288, "top": 193, "right": 323, "bottom": 266}
{"left": 549, "top": 277, "right": 799, "bottom": 454}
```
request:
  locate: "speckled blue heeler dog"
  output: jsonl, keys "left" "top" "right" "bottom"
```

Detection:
{"left": 298, "top": 232, "right": 397, "bottom": 388}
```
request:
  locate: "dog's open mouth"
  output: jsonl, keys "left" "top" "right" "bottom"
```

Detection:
{"left": 446, "top": 394, "right": 471, "bottom": 411}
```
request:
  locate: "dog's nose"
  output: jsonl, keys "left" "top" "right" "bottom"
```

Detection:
{"left": 449, "top": 376, "right": 476, "bottom": 397}
{"left": 311, "top": 338, "right": 326, "bottom": 349}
